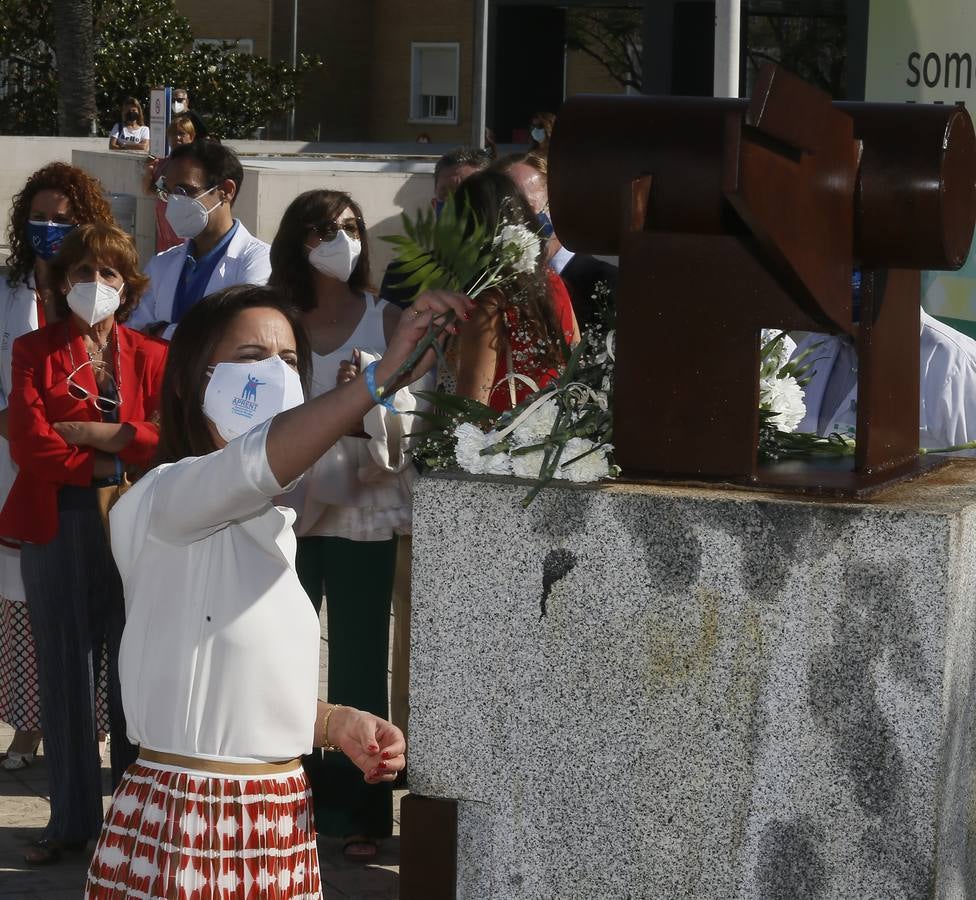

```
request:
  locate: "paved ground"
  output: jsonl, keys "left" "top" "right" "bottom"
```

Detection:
{"left": 0, "top": 612, "right": 404, "bottom": 898}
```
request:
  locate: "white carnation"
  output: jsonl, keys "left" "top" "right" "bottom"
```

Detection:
{"left": 760, "top": 374, "right": 806, "bottom": 433}
{"left": 760, "top": 329, "right": 797, "bottom": 370}
{"left": 453, "top": 423, "right": 511, "bottom": 475}
{"left": 511, "top": 397, "right": 559, "bottom": 447}
{"left": 493, "top": 224, "right": 541, "bottom": 275}
{"left": 511, "top": 447, "right": 545, "bottom": 480}
{"left": 555, "top": 437, "right": 611, "bottom": 483}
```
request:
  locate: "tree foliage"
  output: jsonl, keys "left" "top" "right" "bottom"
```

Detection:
{"left": 0, "top": 0, "right": 320, "bottom": 137}
{"left": 745, "top": 14, "right": 847, "bottom": 99}
{"left": 565, "top": 8, "right": 643, "bottom": 93}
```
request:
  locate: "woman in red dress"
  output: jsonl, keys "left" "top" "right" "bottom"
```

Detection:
{"left": 445, "top": 169, "right": 578, "bottom": 412}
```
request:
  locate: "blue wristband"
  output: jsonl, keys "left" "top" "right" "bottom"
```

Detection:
{"left": 364, "top": 361, "right": 399, "bottom": 414}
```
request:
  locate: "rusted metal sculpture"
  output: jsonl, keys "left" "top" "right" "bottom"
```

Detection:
{"left": 549, "top": 64, "right": 976, "bottom": 494}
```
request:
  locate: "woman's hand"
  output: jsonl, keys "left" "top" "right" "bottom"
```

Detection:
{"left": 336, "top": 349, "right": 361, "bottom": 387}
{"left": 375, "top": 290, "right": 473, "bottom": 390}
{"left": 327, "top": 705, "right": 406, "bottom": 784}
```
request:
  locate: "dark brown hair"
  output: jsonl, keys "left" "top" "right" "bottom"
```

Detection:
{"left": 268, "top": 189, "right": 374, "bottom": 311}
{"left": 154, "top": 285, "right": 312, "bottom": 465}
{"left": 49, "top": 222, "right": 149, "bottom": 323}
{"left": 529, "top": 112, "right": 556, "bottom": 151}
{"left": 6, "top": 163, "right": 114, "bottom": 287}
{"left": 450, "top": 169, "right": 564, "bottom": 368}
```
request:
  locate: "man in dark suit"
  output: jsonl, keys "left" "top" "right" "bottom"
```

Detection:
{"left": 495, "top": 153, "right": 617, "bottom": 329}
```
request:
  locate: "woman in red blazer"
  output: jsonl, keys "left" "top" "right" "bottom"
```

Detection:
{"left": 0, "top": 222, "right": 166, "bottom": 865}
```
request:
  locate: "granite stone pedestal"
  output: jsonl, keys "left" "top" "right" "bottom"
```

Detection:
{"left": 406, "top": 463, "right": 976, "bottom": 899}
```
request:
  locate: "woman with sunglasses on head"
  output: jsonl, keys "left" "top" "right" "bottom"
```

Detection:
{"left": 0, "top": 164, "right": 117, "bottom": 776}
{"left": 0, "top": 222, "right": 167, "bottom": 865}
{"left": 84, "top": 283, "right": 469, "bottom": 898}
{"left": 269, "top": 190, "right": 426, "bottom": 861}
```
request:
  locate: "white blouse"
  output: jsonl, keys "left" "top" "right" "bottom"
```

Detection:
{"left": 290, "top": 294, "right": 432, "bottom": 542}
{"left": 112, "top": 419, "right": 320, "bottom": 763}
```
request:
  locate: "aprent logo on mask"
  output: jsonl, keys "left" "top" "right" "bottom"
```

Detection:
{"left": 231, "top": 374, "right": 266, "bottom": 419}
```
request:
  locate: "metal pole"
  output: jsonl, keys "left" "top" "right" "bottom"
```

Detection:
{"left": 288, "top": 0, "right": 298, "bottom": 140}
{"left": 713, "top": 0, "right": 741, "bottom": 98}
{"left": 471, "top": 0, "right": 489, "bottom": 149}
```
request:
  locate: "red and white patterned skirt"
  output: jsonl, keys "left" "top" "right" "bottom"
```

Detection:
{"left": 85, "top": 760, "right": 322, "bottom": 899}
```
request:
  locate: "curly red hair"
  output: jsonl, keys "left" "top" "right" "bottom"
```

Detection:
{"left": 6, "top": 163, "right": 114, "bottom": 288}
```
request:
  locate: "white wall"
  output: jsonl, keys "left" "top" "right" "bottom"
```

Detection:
{"left": 72, "top": 149, "right": 436, "bottom": 277}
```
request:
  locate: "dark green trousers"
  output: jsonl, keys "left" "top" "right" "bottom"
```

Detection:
{"left": 297, "top": 535, "right": 396, "bottom": 839}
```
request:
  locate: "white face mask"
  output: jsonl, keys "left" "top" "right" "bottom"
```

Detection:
{"left": 202, "top": 355, "right": 305, "bottom": 442}
{"left": 530, "top": 127, "right": 547, "bottom": 144}
{"left": 306, "top": 229, "right": 362, "bottom": 282}
{"left": 66, "top": 278, "right": 122, "bottom": 326}
{"left": 172, "top": 100, "right": 187, "bottom": 114}
{"left": 165, "top": 186, "right": 220, "bottom": 240}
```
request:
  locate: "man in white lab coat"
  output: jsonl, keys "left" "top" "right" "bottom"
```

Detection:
{"left": 792, "top": 308, "right": 976, "bottom": 450}
{"left": 130, "top": 140, "right": 270, "bottom": 340}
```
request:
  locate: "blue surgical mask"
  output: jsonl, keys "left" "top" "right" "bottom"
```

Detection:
{"left": 433, "top": 199, "right": 445, "bottom": 219}
{"left": 851, "top": 267, "right": 862, "bottom": 324}
{"left": 537, "top": 210, "right": 554, "bottom": 239}
{"left": 27, "top": 220, "right": 76, "bottom": 261}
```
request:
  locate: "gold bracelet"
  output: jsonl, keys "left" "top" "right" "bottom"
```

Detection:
{"left": 321, "top": 703, "right": 342, "bottom": 752}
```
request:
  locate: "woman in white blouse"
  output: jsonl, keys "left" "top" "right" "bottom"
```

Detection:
{"left": 84, "top": 283, "right": 471, "bottom": 899}
{"left": 268, "top": 190, "right": 429, "bottom": 860}
{"left": 108, "top": 97, "right": 150, "bottom": 152}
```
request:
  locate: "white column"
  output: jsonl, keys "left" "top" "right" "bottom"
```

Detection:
{"left": 713, "top": 0, "right": 741, "bottom": 98}
{"left": 471, "top": 0, "right": 489, "bottom": 148}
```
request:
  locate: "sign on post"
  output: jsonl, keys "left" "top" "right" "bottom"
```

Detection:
{"left": 149, "top": 86, "right": 172, "bottom": 159}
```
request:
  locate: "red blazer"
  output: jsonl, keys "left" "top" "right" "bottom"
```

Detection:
{"left": 0, "top": 321, "right": 167, "bottom": 544}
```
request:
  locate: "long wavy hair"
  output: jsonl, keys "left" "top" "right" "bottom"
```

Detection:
{"left": 268, "top": 190, "right": 374, "bottom": 311}
{"left": 451, "top": 169, "right": 564, "bottom": 369}
{"left": 154, "top": 285, "right": 312, "bottom": 466}
{"left": 6, "top": 163, "right": 114, "bottom": 288}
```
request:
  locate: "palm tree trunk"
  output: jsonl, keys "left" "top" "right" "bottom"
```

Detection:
{"left": 51, "top": 0, "right": 96, "bottom": 136}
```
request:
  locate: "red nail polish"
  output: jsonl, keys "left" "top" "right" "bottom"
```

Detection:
{"left": 463, "top": 312, "right": 471, "bottom": 321}
{"left": 381, "top": 751, "right": 390, "bottom": 760}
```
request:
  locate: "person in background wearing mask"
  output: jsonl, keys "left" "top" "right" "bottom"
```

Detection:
{"left": 108, "top": 98, "right": 150, "bottom": 152}
{"left": 269, "top": 190, "right": 427, "bottom": 862}
{"left": 141, "top": 114, "right": 196, "bottom": 252}
{"left": 496, "top": 152, "right": 617, "bottom": 330}
{"left": 0, "top": 164, "right": 117, "bottom": 776}
{"left": 170, "top": 86, "right": 208, "bottom": 140}
{"left": 379, "top": 146, "right": 491, "bottom": 309}
{"left": 0, "top": 222, "right": 167, "bottom": 865}
{"left": 129, "top": 139, "right": 271, "bottom": 340}
{"left": 528, "top": 111, "right": 556, "bottom": 157}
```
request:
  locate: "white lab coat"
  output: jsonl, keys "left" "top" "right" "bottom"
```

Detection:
{"left": 0, "top": 275, "right": 40, "bottom": 603}
{"left": 130, "top": 220, "right": 271, "bottom": 339}
{"left": 791, "top": 309, "right": 976, "bottom": 450}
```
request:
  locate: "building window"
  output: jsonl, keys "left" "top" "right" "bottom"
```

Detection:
{"left": 410, "top": 43, "right": 459, "bottom": 124}
{"left": 193, "top": 38, "right": 255, "bottom": 55}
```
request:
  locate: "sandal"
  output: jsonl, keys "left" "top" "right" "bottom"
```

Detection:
{"left": 342, "top": 834, "right": 378, "bottom": 862}
{"left": 1, "top": 749, "right": 36, "bottom": 771}
{"left": 24, "top": 838, "right": 87, "bottom": 866}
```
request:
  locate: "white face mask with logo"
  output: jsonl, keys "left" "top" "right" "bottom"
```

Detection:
{"left": 165, "top": 185, "right": 221, "bottom": 240}
{"left": 306, "top": 229, "right": 362, "bottom": 282}
{"left": 66, "top": 278, "right": 122, "bottom": 326}
{"left": 202, "top": 354, "right": 305, "bottom": 442}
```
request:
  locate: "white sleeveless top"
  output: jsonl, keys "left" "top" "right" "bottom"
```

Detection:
{"left": 290, "top": 294, "right": 433, "bottom": 542}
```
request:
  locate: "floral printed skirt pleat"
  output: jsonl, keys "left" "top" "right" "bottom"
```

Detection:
{"left": 85, "top": 761, "right": 322, "bottom": 899}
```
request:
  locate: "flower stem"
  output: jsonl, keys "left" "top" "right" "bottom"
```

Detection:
{"left": 379, "top": 311, "right": 457, "bottom": 397}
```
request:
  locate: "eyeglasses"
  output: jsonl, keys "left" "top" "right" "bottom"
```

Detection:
{"left": 313, "top": 219, "right": 361, "bottom": 242}
{"left": 157, "top": 182, "right": 217, "bottom": 203}
{"left": 66, "top": 360, "right": 123, "bottom": 412}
